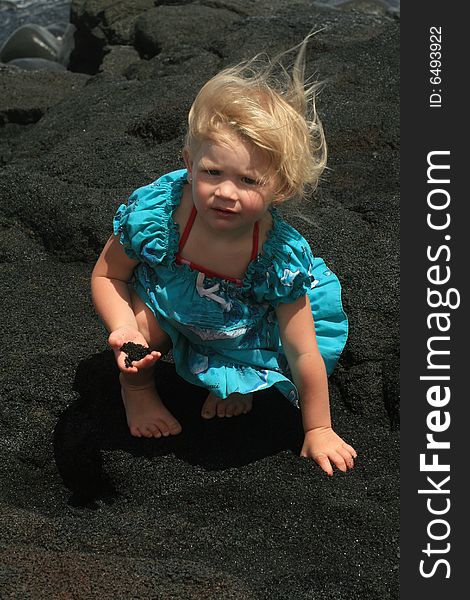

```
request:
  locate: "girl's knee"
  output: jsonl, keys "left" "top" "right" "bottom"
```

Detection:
{"left": 130, "top": 288, "right": 172, "bottom": 352}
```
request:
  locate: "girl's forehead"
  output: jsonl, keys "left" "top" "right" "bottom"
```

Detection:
{"left": 196, "top": 136, "right": 269, "bottom": 171}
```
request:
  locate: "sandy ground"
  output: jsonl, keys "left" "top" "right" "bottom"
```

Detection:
{"left": 0, "top": 1, "right": 399, "bottom": 598}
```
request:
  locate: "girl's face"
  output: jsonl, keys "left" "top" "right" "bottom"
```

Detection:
{"left": 184, "top": 135, "right": 278, "bottom": 232}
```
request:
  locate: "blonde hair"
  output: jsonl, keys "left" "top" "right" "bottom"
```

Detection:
{"left": 184, "top": 33, "right": 327, "bottom": 201}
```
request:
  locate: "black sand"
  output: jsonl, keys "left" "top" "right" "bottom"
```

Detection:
{"left": 0, "top": 1, "right": 399, "bottom": 598}
{"left": 120, "top": 342, "right": 152, "bottom": 368}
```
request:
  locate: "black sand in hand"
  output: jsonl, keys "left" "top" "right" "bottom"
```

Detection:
{"left": 120, "top": 342, "right": 152, "bottom": 368}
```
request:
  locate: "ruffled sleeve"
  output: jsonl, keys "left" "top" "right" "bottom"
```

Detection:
{"left": 250, "top": 210, "right": 316, "bottom": 307}
{"left": 113, "top": 169, "right": 187, "bottom": 265}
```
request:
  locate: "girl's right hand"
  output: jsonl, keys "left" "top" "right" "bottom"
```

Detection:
{"left": 108, "top": 326, "right": 161, "bottom": 373}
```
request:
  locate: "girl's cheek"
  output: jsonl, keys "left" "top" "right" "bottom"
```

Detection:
{"left": 246, "top": 192, "right": 268, "bottom": 212}
{"left": 194, "top": 181, "right": 207, "bottom": 197}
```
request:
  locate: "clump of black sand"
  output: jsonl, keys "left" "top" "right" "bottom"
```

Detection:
{"left": 120, "top": 342, "right": 151, "bottom": 368}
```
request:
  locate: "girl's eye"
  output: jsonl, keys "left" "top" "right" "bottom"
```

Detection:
{"left": 205, "top": 169, "right": 220, "bottom": 176}
{"left": 242, "top": 177, "right": 260, "bottom": 186}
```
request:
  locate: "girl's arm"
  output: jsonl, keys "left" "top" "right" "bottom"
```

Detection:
{"left": 91, "top": 235, "right": 159, "bottom": 372}
{"left": 276, "top": 294, "right": 357, "bottom": 475}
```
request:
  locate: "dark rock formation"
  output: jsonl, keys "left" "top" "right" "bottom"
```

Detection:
{"left": 0, "top": 22, "right": 76, "bottom": 70}
{"left": 0, "top": 24, "right": 62, "bottom": 63}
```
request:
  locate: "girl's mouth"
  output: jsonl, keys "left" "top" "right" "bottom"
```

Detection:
{"left": 212, "top": 207, "right": 237, "bottom": 217}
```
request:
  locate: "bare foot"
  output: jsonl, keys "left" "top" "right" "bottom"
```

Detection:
{"left": 120, "top": 374, "right": 182, "bottom": 438}
{"left": 201, "top": 392, "right": 253, "bottom": 419}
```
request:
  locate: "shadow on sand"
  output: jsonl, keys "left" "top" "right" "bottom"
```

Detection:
{"left": 54, "top": 351, "right": 304, "bottom": 508}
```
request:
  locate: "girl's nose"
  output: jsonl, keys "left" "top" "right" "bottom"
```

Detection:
{"left": 215, "top": 179, "right": 238, "bottom": 200}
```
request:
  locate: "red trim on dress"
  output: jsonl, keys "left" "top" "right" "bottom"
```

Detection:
{"left": 177, "top": 204, "right": 197, "bottom": 251}
{"left": 175, "top": 205, "right": 259, "bottom": 286}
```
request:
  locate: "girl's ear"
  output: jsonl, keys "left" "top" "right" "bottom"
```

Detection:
{"left": 183, "top": 148, "right": 193, "bottom": 181}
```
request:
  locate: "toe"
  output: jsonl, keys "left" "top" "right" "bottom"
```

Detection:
{"left": 202, "top": 393, "right": 219, "bottom": 419}
{"left": 232, "top": 402, "right": 243, "bottom": 416}
{"left": 155, "top": 419, "right": 170, "bottom": 437}
{"left": 216, "top": 400, "right": 227, "bottom": 418}
{"left": 141, "top": 426, "right": 154, "bottom": 438}
{"left": 242, "top": 396, "right": 253, "bottom": 414}
{"left": 169, "top": 421, "right": 182, "bottom": 435}
{"left": 130, "top": 426, "right": 142, "bottom": 438}
{"left": 147, "top": 423, "right": 163, "bottom": 437}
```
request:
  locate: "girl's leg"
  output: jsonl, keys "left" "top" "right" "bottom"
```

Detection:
{"left": 201, "top": 392, "right": 253, "bottom": 419}
{"left": 120, "top": 289, "right": 182, "bottom": 438}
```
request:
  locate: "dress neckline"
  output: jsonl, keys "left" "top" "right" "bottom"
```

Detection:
{"left": 174, "top": 193, "right": 260, "bottom": 287}
{"left": 167, "top": 170, "right": 282, "bottom": 290}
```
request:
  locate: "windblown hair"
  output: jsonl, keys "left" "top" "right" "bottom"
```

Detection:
{"left": 184, "top": 33, "right": 327, "bottom": 201}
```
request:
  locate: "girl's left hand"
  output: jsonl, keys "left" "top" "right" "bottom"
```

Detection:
{"left": 301, "top": 426, "right": 357, "bottom": 476}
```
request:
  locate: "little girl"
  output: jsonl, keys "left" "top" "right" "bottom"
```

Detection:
{"left": 91, "top": 38, "right": 357, "bottom": 476}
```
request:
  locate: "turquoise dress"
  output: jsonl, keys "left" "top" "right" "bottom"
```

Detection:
{"left": 113, "top": 169, "right": 348, "bottom": 407}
